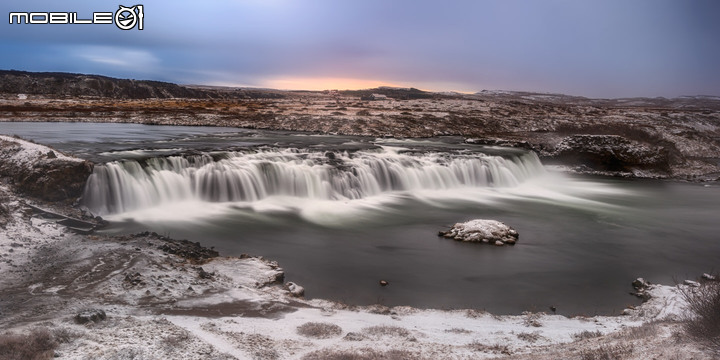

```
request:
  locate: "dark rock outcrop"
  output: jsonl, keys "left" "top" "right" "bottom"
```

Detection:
{"left": 465, "top": 137, "right": 533, "bottom": 150}
{"left": 14, "top": 158, "right": 92, "bottom": 201}
{"left": 284, "top": 282, "right": 305, "bottom": 297}
{"left": 152, "top": 234, "right": 220, "bottom": 263}
{"left": 632, "top": 277, "right": 650, "bottom": 291}
{"left": 74, "top": 309, "right": 106, "bottom": 324}
{"left": 0, "top": 136, "right": 93, "bottom": 201}
{"left": 630, "top": 277, "right": 653, "bottom": 301}
{"left": 551, "top": 135, "right": 671, "bottom": 175}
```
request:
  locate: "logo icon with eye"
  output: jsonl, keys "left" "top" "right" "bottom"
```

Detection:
{"left": 114, "top": 5, "right": 143, "bottom": 30}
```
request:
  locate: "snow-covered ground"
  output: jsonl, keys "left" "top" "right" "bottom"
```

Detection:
{"left": 0, "top": 134, "right": 82, "bottom": 168}
{"left": 0, "top": 136, "right": 716, "bottom": 359}
{"left": 0, "top": 188, "right": 713, "bottom": 359}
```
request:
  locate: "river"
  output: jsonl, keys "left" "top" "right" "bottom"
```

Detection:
{"left": 3, "top": 121, "right": 719, "bottom": 315}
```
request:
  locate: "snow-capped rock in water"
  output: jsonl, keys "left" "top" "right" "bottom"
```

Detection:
{"left": 702, "top": 273, "right": 717, "bottom": 281}
{"left": 632, "top": 277, "right": 651, "bottom": 291}
{"left": 439, "top": 219, "right": 519, "bottom": 245}
{"left": 284, "top": 282, "right": 305, "bottom": 297}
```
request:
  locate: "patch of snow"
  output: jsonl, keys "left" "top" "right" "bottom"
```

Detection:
{"left": 0, "top": 134, "right": 83, "bottom": 168}
{"left": 622, "top": 284, "right": 689, "bottom": 321}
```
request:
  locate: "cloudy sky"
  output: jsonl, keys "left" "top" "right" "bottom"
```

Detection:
{"left": 2, "top": 0, "right": 719, "bottom": 98}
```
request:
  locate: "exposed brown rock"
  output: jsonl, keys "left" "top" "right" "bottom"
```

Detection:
{"left": 0, "top": 136, "right": 93, "bottom": 202}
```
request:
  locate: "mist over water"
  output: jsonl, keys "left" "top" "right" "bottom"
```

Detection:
{"left": 5, "top": 122, "right": 720, "bottom": 315}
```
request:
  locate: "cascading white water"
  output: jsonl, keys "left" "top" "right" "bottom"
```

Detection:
{"left": 81, "top": 148, "right": 547, "bottom": 215}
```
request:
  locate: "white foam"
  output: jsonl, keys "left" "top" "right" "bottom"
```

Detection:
{"left": 83, "top": 148, "right": 549, "bottom": 216}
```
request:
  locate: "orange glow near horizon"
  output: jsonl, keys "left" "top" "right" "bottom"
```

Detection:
{"left": 206, "top": 76, "right": 480, "bottom": 93}
{"left": 261, "top": 77, "right": 404, "bottom": 91}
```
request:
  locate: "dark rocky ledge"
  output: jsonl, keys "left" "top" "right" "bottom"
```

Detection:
{"left": 0, "top": 135, "right": 93, "bottom": 202}
{"left": 548, "top": 135, "right": 673, "bottom": 177}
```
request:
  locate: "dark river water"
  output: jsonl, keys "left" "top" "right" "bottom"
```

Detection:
{"left": 3, "top": 122, "right": 719, "bottom": 315}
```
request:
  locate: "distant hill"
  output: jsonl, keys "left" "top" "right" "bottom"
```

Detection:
{"left": 472, "top": 89, "right": 720, "bottom": 110}
{"left": 339, "top": 87, "right": 438, "bottom": 100}
{"left": 2, "top": 70, "right": 718, "bottom": 109}
{"left": 0, "top": 70, "right": 284, "bottom": 99}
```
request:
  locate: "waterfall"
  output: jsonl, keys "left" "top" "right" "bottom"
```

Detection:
{"left": 81, "top": 148, "right": 547, "bottom": 215}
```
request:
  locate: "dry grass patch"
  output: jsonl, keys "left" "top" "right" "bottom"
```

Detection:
{"left": 0, "top": 194, "right": 11, "bottom": 227}
{"left": 302, "top": 348, "right": 424, "bottom": 360}
{"left": 579, "top": 343, "right": 633, "bottom": 360}
{"left": 516, "top": 331, "right": 542, "bottom": 343}
{"left": 362, "top": 325, "right": 412, "bottom": 339}
{"left": 681, "top": 278, "right": 720, "bottom": 350}
{"left": 615, "top": 321, "right": 659, "bottom": 340}
{"left": 522, "top": 312, "right": 543, "bottom": 327}
{"left": 467, "top": 341, "right": 511, "bottom": 355}
{"left": 296, "top": 322, "right": 343, "bottom": 339}
{"left": 50, "top": 327, "right": 82, "bottom": 344}
{"left": 0, "top": 328, "right": 57, "bottom": 360}
{"left": 573, "top": 329, "right": 603, "bottom": 341}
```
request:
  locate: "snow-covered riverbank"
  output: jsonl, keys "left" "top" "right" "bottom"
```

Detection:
{"left": 0, "top": 134, "right": 715, "bottom": 359}
{"left": 0, "top": 197, "right": 712, "bottom": 359}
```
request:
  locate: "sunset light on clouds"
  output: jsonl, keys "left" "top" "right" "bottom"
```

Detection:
{"left": 261, "top": 77, "right": 402, "bottom": 91}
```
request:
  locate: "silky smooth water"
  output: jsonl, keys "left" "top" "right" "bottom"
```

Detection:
{"left": 4, "top": 122, "right": 719, "bottom": 315}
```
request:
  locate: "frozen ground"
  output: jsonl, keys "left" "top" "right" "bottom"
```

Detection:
{"left": 2, "top": 87, "right": 720, "bottom": 179}
{"left": 0, "top": 135, "right": 83, "bottom": 167}
{"left": 0, "top": 132, "right": 716, "bottom": 359}
{"left": 0, "top": 184, "right": 715, "bottom": 359}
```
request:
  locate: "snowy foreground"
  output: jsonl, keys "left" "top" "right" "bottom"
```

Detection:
{"left": 0, "top": 136, "right": 715, "bottom": 359}
{"left": 0, "top": 190, "right": 713, "bottom": 360}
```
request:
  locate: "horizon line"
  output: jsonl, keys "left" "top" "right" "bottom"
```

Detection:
{"left": 3, "top": 68, "right": 720, "bottom": 100}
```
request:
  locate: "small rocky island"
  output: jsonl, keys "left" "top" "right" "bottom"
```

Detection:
{"left": 439, "top": 219, "right": 519, "bottom": 246}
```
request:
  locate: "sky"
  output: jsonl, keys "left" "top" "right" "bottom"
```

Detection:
{"left": 1, "top": 0, "right": 719, "bottom": 98}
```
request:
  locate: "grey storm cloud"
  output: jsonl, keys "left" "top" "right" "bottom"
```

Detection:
{"left": 1, "top": 0, "right": 719, "bottom": 97}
